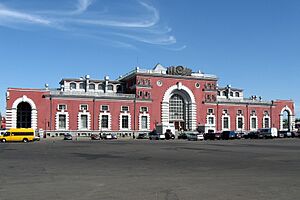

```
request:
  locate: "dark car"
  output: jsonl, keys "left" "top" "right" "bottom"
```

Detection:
{"left": 178, "top": 132, "right": 188, "bottom": 139}
{"left": 221, "top": 131, "right": 236, "bottom": 140}
{"left": 63, "top": 133, "right": 73, "bottom": 140}
{"left": 291, "top": 131, "right": 299, "bottom": 138}
{"left": 149, "top": 130, "right": 165, "bottom": 140}
{"left": 244, "top": 131, "right": 259, "bottom": 139}
{"left": 214, "top": 132, "right": 222, "bottom": 140}
{"left": 204, "top": 132, "right": 216, "bottom": 140}
{"left": 91, "top": 133, "right": 101, "bottom": 140}
{"left": 137, "top": 133, "right": 149, "bottom": 139}
{"left": 165, "top": 129, "right": 175, "bottom": 140}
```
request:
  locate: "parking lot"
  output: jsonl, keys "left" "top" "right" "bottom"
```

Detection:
{"left": 0, "top": 138, "right": 300, "bottom": 200}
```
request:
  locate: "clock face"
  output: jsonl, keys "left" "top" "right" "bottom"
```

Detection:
{"left": 157, "top": 80, "right": 163, "bottom": 87}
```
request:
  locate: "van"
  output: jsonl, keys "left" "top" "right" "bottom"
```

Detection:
{"left": 258, "top": 128, "right": 278, "bottom": 138}
{"left": 0, "top": 128, "right": 35, "bottom": 143}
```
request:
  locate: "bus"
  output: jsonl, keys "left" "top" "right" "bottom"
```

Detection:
{"left": 0, "top": 128, "right": 35, "bottom": 143}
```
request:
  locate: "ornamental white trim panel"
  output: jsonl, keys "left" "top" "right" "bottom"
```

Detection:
{"left": 280, "top": 106, "right": 295, "bottom": 131}
{"left": 139, "top": 113, "right": 150, "bottom": 131}
{"left": 119, "top": 113, "right": 131, "bottom": 131}
{"left": 236, "top": 115, "right": 245, "bottom": 131}
{"left": 222, "top": 114, "right": 230, "bottom": 131}
{"left": 250, "top": 116, "right": 258, "bottom": 131}
{"left": 55, "top": 111, "right": 69, "bottom": 130}
{"left": 263, "top": 116, "right": 270, "bottom": 128}
{"left": 77, "top": 111, "right": 91, "bottom": 130}
{"left": 99, "top": 112, "right": 112, "bottom": 130}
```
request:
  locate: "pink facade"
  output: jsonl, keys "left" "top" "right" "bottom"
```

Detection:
{"left": 5, "top": 65, "right": 295, "bottom": 136}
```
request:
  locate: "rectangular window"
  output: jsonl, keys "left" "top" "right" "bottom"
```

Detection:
{"left": 101, "top": 115, "right": 109, "bottom": 129}
{"left": 59, "top": 115, "right": 66, "bottom": 129}
{"left": 208, "top": 117, "right": 214, "bottom": 125}
{"left": 81, "top": 115, "right": 88, "bottom": 129}
{"left": 251, "top": 118, "right": 257, "bottom": 129}
{"left": 80, "top": 104, "right": 88, "bottom": 111}
{"left": 58, "top": 104, "right": 66, "bottom": 110}
{"left": 237, "top": 117, "right": 243, "bottom": 129}
{"left": 223, "top": 117, "right": 229, "bottom": 129}
{"left": 121, "top": 106, "right": 129, "bottom": 112}
{"left": 208, "top": 108, "right": 214, "bottom": 114}
{"left": 264, "top": 118, "right": 270, "bottom": 128}
{"left": 141, "top": 116, "right": 148, "bottom": 129}
{"left": 140, "top": 107, "right": 148, "bottom": 113}
{"left": 122, "top": 115, "right": 129, "bottom": 129}
{"left": 101, "top": 105, "right": 109, "bottom": 111}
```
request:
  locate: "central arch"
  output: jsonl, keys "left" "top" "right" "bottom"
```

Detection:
{"left": 161, "top": 83, "right": 197, "bottom": 131}
{"left": 280, "top": 106, "right": 294, "bottom": 131}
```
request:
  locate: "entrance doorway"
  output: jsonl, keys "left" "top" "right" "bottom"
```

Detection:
{"left": 17, "top": 102, "right": 32, "bottom": 128}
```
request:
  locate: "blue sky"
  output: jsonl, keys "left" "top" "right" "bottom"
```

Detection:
{"left": 0, "top": 0, "right": 299, "bottom": 117}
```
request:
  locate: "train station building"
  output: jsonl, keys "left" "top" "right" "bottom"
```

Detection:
{"left": 5, "top": 64, "right": 295, "bottom": 137}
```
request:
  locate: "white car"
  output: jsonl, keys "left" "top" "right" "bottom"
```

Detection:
{"left": 102, "top": 133, "right": 112, "bottom": 139}
{"left": 187, "top": 133, "right": 204, "bottom": 141}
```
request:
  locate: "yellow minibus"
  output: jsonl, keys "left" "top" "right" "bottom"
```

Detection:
{"left": 0, "top": 128, "right": 35, "bottom": 143}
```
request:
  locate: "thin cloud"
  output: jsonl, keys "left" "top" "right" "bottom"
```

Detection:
{"left": 0, "top": 3, "right": 52, "bottom": 26}
{"left": 74, "top": 1, "right": 159, "bottom": 28}
{"left": 0, "top": 0, "right": 181, "bottom": 49}
{"left": 163, "top": 45, "right": 187, "bottom": 51}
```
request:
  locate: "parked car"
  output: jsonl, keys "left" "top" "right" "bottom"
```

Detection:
{"left": 291, "top": 131, "right": 299, "bottom": 138}
{"left": 165, "top": 129, "right": 175, "bottom": 140}
{"left": 187, "top": 132, "right": 204, "bottom": 141}
{"left": 178, "top": 132, "right": 188, "bottom": 139}
{"left": 204, "top": 132, "right": 215, "bottom": 140}
{"left": 137, "top": 133, "right": 149, "bottom": 139}
{"left": 244, "top": 131, "right": 259, "bottom": 139}
{"left": 149, "top": 130, "right": 165, "bottom": 140}
{"left": 221, "top": 131, "right": 237, "bottom": 140}
{"left": 278, "top": 131, "right": 285, "bottom": 138}
{"left": 214, "top": 132, "right": 222, "bottom": 140}
{"left": 102, "top": 133, "right": 113, "bottom": 139}
{"left": 278, "top": 131, "right": 292, "bottom": 138}
{"left": 111, "top": 133, "right": 118, "bottom": 139}
{"left": 91, "top": 133, "right": 101, "bottom": 140}
{"left": 257, "top": 128, "right": 278, "bottom": 138}
{"left": 64, "top": 133, "right": 73, "bottom": 140}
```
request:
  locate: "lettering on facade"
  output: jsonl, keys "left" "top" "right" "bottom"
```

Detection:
{"left": 167, "top": 66, "right": 192, "bottom": 76}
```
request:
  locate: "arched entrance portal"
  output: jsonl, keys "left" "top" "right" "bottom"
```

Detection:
{"left": 17, "top": 102, "right": 32, "bottom": 128}
{"left": 280, "top": 106, "right": 294, "bottom": 131}
{"left": 162, "top": 83, "right": 197, "bottom": 131}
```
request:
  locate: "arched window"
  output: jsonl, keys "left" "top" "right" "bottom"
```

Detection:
{"left": 98, "top": 84, "right": 105, "bottom": 90}
{"left": 235, "top": 92, "right": 240, "bottom": 97}
{"left": 107, "top": 85, "right": 113, "bottom": 91}
{"left": 89, "top": 83, "right": 95, "bottom": 90}
{"left": 169, "top": 94, "right": 185, "bottom": 121}
{"left": 79, "top": 83, "right": 85, "bottom": 89}
{"left": 70, "top": 83, "right": 76, "bottom": 90}
{"left": 217, "top": 91, "right": 220, "bottom": 96}
{"left": 222, "top": 91, "right": 227, "bottom": 96}
{"left": 230, "top": 92, "right": 233, "bottom": 97}
{"left": 17, "top": 102, "right": 32, "bottom": 128}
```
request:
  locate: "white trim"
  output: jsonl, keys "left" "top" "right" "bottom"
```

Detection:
{"left": 78, "top": 111, "right": 91, "bottom": 130}
{"left": 9, "top": 95, "right": 37, "bottom": 130}
{"left": 222, "top": 114, "right": 230, "bottom": 131}
{"left": 119, "top": 113, "right": 131, "bottom": 130}
{"left": 161, "top": 83, "right": 197, "bottom": 130}
{"left": 99, "top": 112, "right": 111, "bottom": 130}
{"left": 280, "top": 106, "right": 295, "bottom": 131}
{"left": 250, "top": 116, "right": 258, "bottom": 131}
{"left": 55, "top": 111, "right": 69, "bottom": 130}
{"left": 263, "top": 116, "right": 270, "bottom": 128}
{"left": 139, "top": 113, "right": 150, "bottom": 130}
{"left": 236, "top": 115, "right": 245, "bottom": 131}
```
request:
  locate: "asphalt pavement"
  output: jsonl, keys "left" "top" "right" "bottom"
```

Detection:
{"left": 0, "top": 138, "right": 300, "bottom": 200}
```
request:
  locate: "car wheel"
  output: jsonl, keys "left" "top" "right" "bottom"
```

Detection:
{"left": 2, "top": 138, "right": 6, "bottom": 143}
{"left": 23, "top": 138, "right": 28, "bottom": 143}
